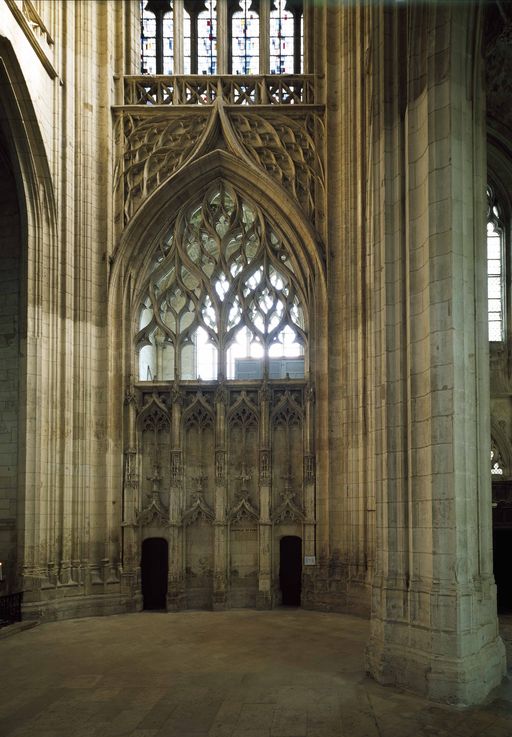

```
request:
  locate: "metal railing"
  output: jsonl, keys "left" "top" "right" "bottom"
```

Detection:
{"left": 0, "top": 591, "right": 23, "bottom": 626}
{"left": 123, "top": 75, "right": 316, "bottom": 106}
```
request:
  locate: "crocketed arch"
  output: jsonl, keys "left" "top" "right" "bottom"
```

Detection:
{"left": 110, "top": 150, "right": 325, "bottom": 296}
{"left": 134, "top": 178, "right": 309, "bottom": 381}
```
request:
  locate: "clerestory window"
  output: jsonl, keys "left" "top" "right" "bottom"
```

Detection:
{"left": 140, "top": 0, "right": 304, "bottom": 76}
{"left": 232, "top": 0, "right": 259, "bottom": 75}
{"left": 487, "top": 185, "right": 505, "bottom": 342}
{"left": 141, "top": 0, "right": 174, "bottom": 74}
{"left": 136, "top": 182, "right": 307, "bottom": 382}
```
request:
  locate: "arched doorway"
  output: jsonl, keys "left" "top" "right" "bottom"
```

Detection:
{"left": 279, "top": 536, "right": 302, "bottom": 606}
{"left": 141, "top": 538, "right": 168, "bottom": 610}
{"left": 0, "top": 131, "right": 21, "bottom": 595}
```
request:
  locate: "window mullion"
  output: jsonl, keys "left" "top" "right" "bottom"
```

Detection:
{"left": 226, "top": 0, "right": 238, "bottom": 74}
{"left": 183, "top": 0, "right": 199, "bottom": 73}
{"left": 292, "top": 4, "right": 301, "bottom": 74}
{"left": 217, "top": 0, "right": 228, "bottom": 74}
{"left": 174, "top": 0, "right": 184, "bottom": 73}
{"left": 259, "top": 0, "right": 269, "bottom": 74}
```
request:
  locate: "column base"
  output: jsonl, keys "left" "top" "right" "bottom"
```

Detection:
{"left": 366, "top": 577, "right": 507, "bottom": 706}
{"left": 366, "top": 628, "right": 505, "bottom": 705}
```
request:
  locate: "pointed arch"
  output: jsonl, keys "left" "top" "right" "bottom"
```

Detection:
{"left": 137, "top": 394, "right": 170, "bottom": 432}
{"left": 0, "top": 39, "right": 57, "bottom": 593}
{"left": 228, "top": 391, "right": 259, "bottom": 428}
{"left": 0, "top": 39, "right": 57, "bottom": 237}
{"left": 183, "top": 392, "right": 215, "bottom": 431}
{"left": 271, "top": 389, "right": 303, "bottom": 427}
{"left": 110, "top": 148, "right": 326, "bottom": 299}
{"left": 110, "top": 137, "right": 329, "bottom": 616}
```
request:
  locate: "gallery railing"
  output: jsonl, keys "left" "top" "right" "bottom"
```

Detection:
{"left": 123, "top": 75, "right": 316, "bottom": 106}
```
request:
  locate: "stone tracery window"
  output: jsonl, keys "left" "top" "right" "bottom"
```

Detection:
{"left": 136, "top": 182, "right": 307, "bottom": 381}
{"left": 140, "top": 0, "right": 304, "bottom": 75}
{"left": 487, "top": 184, "right": 505, "bottom": 342}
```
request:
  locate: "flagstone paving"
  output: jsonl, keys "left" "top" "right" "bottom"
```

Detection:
{"left": 1, "top": 609, "right": 512, "bottom": 737}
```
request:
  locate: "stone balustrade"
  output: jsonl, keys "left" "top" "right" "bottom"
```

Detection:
{"left": 123, "top": 74, "right": 316, "bottom": 106}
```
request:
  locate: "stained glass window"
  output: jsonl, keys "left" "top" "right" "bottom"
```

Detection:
{"left": 141, "top": 0, "right": 174, "bottom": 74}
{"left": 232, "top": 0, "right": 260, "bottom": 75}
{"left": 162, "top": 12, "right": 174, "bottom": 73}
{"left": 487, "top": 186, "right": 505, "bottom": 342}
{"left": 198, "top": 0, "right": 217, "bottom": 74}
{"left": 270, "top": 0, "right": 294, "bottom": 74}
{"left": 136, "top": 183, "right": 307, "bottom": 381}
{"left": 140, "top": 0, "right": 304, "bottom": 76}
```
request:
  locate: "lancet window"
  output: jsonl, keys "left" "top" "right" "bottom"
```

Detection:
{"left": 136, "top": 182, "right": 307, "bottom": 382}
{"left": 487, "top": 185, "right": 505, "bottom": 342}
{"left": 232, "top": 0, "right": 259, "bottom": 74}
{"left": 141, "top": 0, "right": 174, "bottom": 74}
{"left": 269, "top": 0, "right": 303, "bottom": 74}
{"left": 140, "top": 0, "right": 304, "bottom": 76}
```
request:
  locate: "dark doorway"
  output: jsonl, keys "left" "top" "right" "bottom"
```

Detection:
{"left": 141, "top": 537, "right": 168, "bottom": 610}
{"left": 279, "top": 536, "right": 302, "bottom": 606}
{"left": 493, "top": 528, "right": 512, "bottom": 613}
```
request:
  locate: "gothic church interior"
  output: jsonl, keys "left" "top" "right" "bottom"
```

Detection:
{"left": 0, "top": 0, "right": 512, "bottom": 709}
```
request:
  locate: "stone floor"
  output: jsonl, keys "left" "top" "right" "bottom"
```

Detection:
{"left": 1, "top": 610, "right": 512, "bottom": 737}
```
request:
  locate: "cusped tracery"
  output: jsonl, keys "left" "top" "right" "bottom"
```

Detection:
{"left": 136, "top": 181, "right": 307, "bottom": 381}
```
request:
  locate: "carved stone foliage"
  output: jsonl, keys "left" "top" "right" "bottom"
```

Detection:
{"left": 228, "top": 111, "right": 325, "bottom": 222}
{"left": 115, "top": 113, "right": 209, "bottom": 223}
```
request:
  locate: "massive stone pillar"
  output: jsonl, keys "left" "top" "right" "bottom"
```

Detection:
{"left": 366, "top": 3, "right": 506, "bottom": 704}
